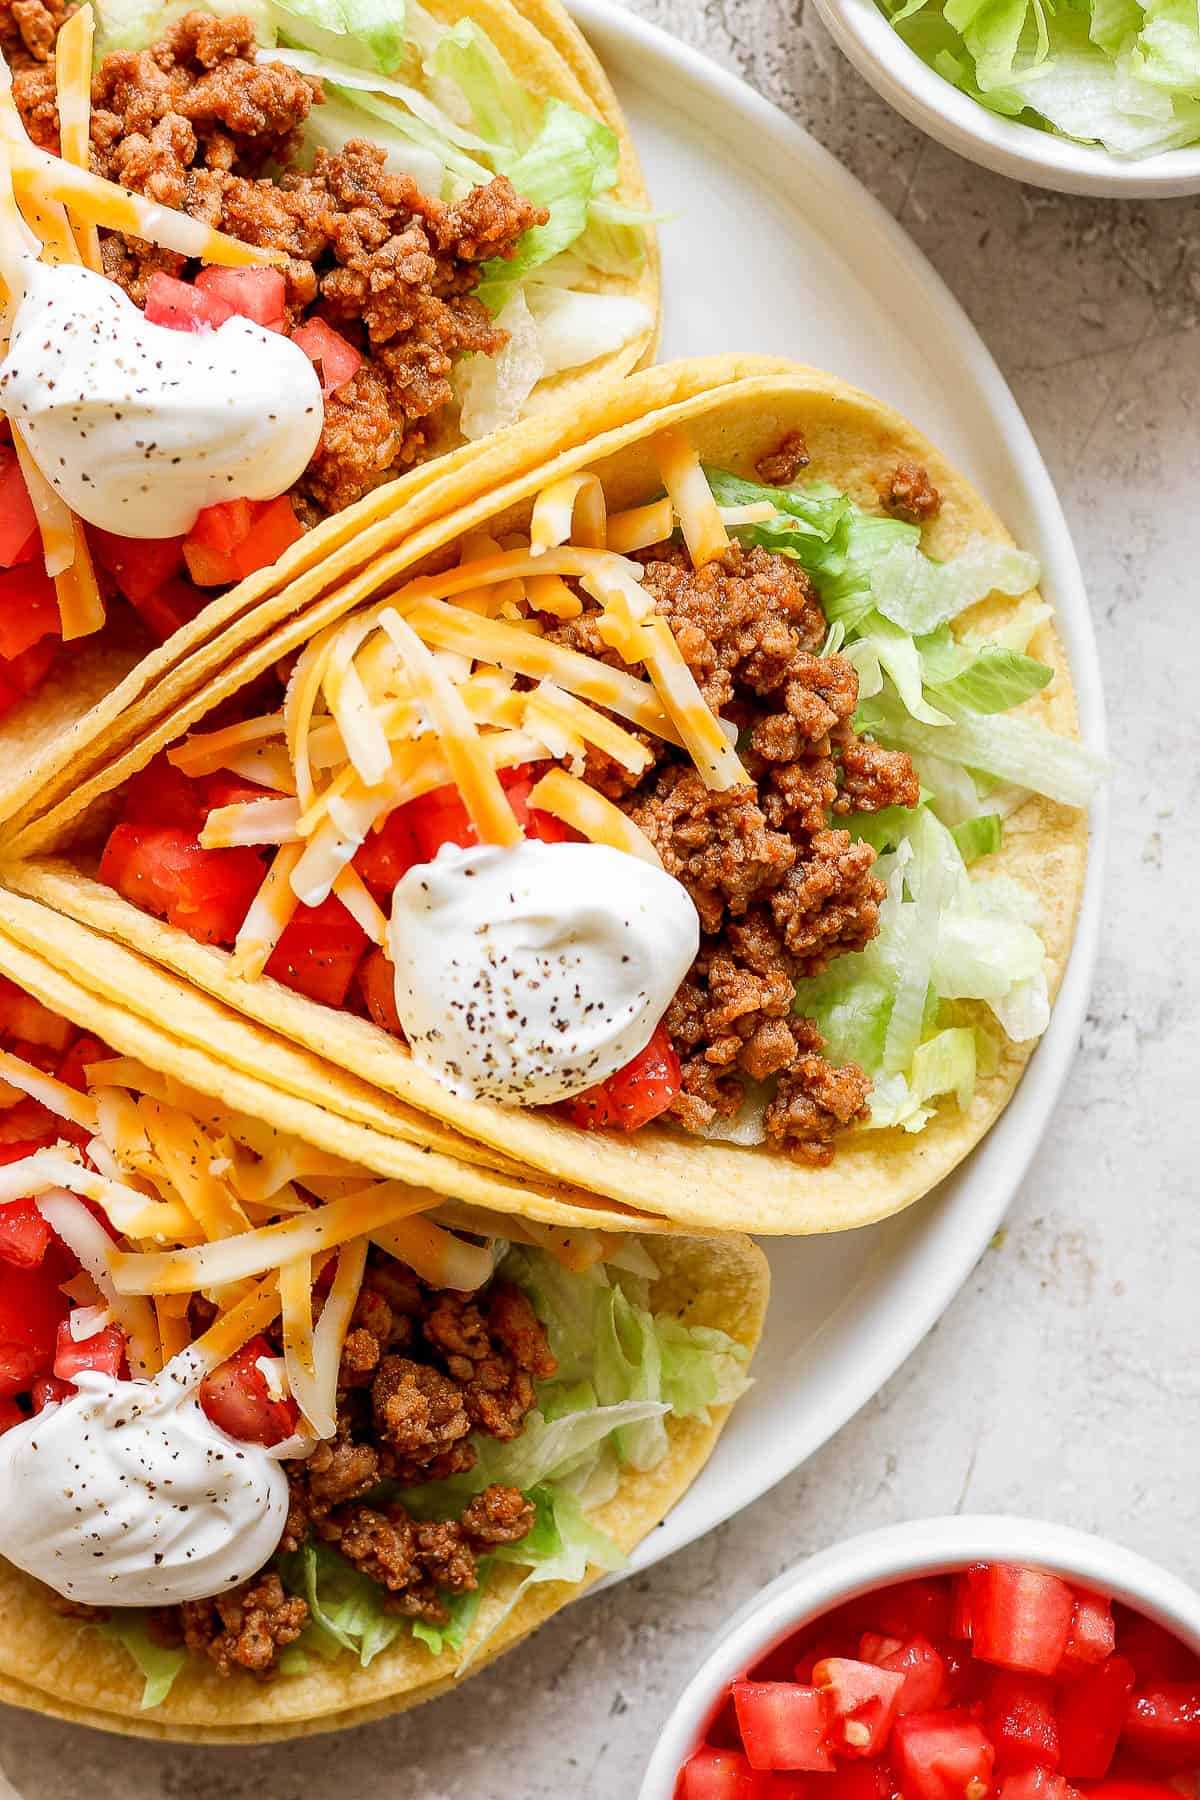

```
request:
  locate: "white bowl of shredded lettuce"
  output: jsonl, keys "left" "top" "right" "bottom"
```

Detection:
{"left": 813, "top": 0, "right": 1200, "bottom": 194}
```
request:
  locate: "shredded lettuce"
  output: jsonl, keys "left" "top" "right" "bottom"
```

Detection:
{"left": 100, "top": 1616, "right": 188, "bottom": 1709}
{"left": 270, "top": 0, "right": 406, "bottom": 72}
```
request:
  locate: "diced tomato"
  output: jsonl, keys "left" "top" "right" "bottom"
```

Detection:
{"left": 1120, "top": 1687, "right": 1200, "bottom": 1772}
{"left": 503, "top": 769, "right": 583, "bottom": 844}
{"left": 1079, "top": 1782, "right": 1189, "bottom": 1800}
{"left": 0, "top": 1395, "right": 26, "bottom": 1433}
{"left": 127, "top": 575, "right": 203, "bottom": 643}
{"left": 0, "top": 1101, "right": 58, "bottom": 1146}
{"left": 875, "top": 1582, "right": 955, "bottom": 1645}
{"left": 30, "top": 1374, "right": 73, "bottom": 1413}
{"left": 188, "top": 499, "right": 256, "bottom": 556}
{"left": 265, "top": 892, "right": 369, "bottom": 1006}
{"left": 820, "top": 1764, "right": 895, "bottom": 1800}
{"left": 1058, "top": 1656, "right": 1135, "bottom": 1779}
{"left": 0, "top": 1260, "right": 68, "bottom": 1398}
{"left": 201, "top": 774, "right": 275, "bottom": 814}
{"left": 985, "top": 1672, "right": 1060, "bottom": 1774}
{"left": 795, "top": 1639, "right": 863, "bottom": 1686}
{"left": 355, "top": 807, "right": 422, "bottom": 895}
{"left": 0, "top": 638, "right": 57, "bottom": 720}
{"left": 561, "top": 1023, "right": 682, "bottom": 1131}
{"left": 1113, "top": 1615, "right": 1195, "bottom": 1688}
{"left": 181, "top": 538, "right": 238, "bottom": 587}
{"left": 403, "top": 783, "right": 481, "bottom": 859}
{"left": 0, "top": 980, "right": 74, "bottom": 1051}
{"left": 0, "top": 445, "right": 39, "bottom": 568}
{"left": 891, "top": 1711, "right": 996, "bottom": 1800}
{"left": 952, "top": 1574, "right": 977, "bottom": 1641}
{"left": 230, "top": 494, "right": 302, "bottom": 580}
{"left": 968, "top": 1565, "right": 1075, "bottom": 1677}
{"left": 999, "top": 1771, "right": 1082, "bottom": 1800}
{"left": 678, "top": 1746, "right": 771, "bottom": 1800}
{"left": 195, "top": 266, "right": 286, "bottom": 332}
{"left": 291, "top": 317, "right": 362, "bottom": 393}
{"left": 198, "top": 1334, "right": 298, "bottom": 1447}
{"left": 861, "top": 1634, "right": 948, "bottom": 1716}
{"left": 87, "top": 527, "right": 186, "bottom": 605}
{"left": 99, "top": 822, "right": 266, "bottom": 947}
{"left": 53, "top": 1317, "right": 126, "bottom": 1382}
{"left": 814, "top": 1658, "right": 904, "bottom": 1757}
{"left": 0, "top": 560, "right": 60, "bottom": 661}
{"left": 144, "top": 273, "right": 233, "bottom": 332}
{"left": 122, "top": 756, "right": 208, "bottom": 830}
{"left": 56, "top": 1034, "right": 108, "bottom": 1093}
{"left": 356, "top": 945, "right": 402, "bottom": 1035}
{"left": 0, "top": 1198, "right": 52, "bottom": 1269}
{"left": 1064, "top": 1595, "right": 1117, "bottom": 1672}
{"left": 732, "top": 1683, "right": 834, "bottom": 1774}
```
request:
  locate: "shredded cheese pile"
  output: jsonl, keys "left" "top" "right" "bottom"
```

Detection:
{"left": 0, "top": 18, "right": 286, "bottom": 644}
{"left": 177, "top": 430, "right": 758, "bottom": 978}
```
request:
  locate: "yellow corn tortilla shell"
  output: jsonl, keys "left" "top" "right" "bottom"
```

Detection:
{"left": 0, "top": 0, "right": 660, "bottom": 845}
{"left": 4, "top": 359, "right": 1091, "bottom": 1234}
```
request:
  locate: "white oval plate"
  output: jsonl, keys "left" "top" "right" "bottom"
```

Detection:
{"left": 566, "top": 0, "right": 1109, "bottom": 1579}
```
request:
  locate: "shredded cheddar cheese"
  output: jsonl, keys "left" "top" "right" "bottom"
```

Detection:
{"left": 54, "top": 5, "right": 103, "bottom": 272}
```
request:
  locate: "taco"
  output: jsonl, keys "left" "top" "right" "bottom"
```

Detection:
{"left": 0, "top": 937, "right": 766, "bottom": 1739}
{"left": 1, "top": 359, "right": 1108, "bottom": 1234}
{"left": 0, "top": 0, "right": 658, "bottom": 835}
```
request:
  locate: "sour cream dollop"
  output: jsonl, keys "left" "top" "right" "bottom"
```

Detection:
{"left": 388, "top": 839, "right": 701, "bottom": 1106}
{"left": 0, "top": 1371, "right": 288, "bottom": 1605}
{"left": 0, "top": 261, "right": 323, "bottom": 538}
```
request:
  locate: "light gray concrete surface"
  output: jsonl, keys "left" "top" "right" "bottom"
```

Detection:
{"left": 3, "top": 2, "right": 1198, "bottom": 1794}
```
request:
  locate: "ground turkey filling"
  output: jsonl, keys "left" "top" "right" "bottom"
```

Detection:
{"left": 6, "top": 4, "right": 546, "bottom": 513}
{"left": 49, "top": 1250, "right": 555, "bottom": 1676}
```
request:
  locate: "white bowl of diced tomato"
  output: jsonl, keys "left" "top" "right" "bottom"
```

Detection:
{"left": 640, "top": 1515, "right": 1200, "bottom": 1800}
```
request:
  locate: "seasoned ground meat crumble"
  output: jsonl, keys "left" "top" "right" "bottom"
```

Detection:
{"left": 8, "top": 6, "right": 546, "bottom": 513}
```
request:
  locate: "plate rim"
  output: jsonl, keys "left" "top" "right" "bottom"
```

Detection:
{"left": 570, "top": 0, "right": 1109, "bottom": 1579}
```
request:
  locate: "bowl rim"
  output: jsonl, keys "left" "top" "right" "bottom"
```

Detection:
{"left": 813, "top": 0, "right": 1200, "bottom": 196}
{"left": 638, "top": 1514, "right": 1200, "bottom": 1799}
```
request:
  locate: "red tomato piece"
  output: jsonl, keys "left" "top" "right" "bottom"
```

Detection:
{"left": 861, "top": 1634, "right": 948, "bottom": 1715}
{"left": 561, "top": 1024, "right": 682, "bottom": 1132}
{"left": 53, "top": 1317, "right": 126, "bottom": 1382}
{"left": 187, "top": 499, "right": 255, "bottom": 556}
{"left": 127, "top": 575, "right": 204, "bottom": 644}
{"left": 0, "top": 1395, "right": 25, "bottom": 1433}
{"left": 0, "top": 981, "right": 73, "bottom": 1052}
{"left": 355, "top": 807, "right": 422, "bottom": 895}
{"left": 820, "top": 1763, "right": 895, "bottom": 1800}
{"left": 814, "top": 1657, "right": 904, "bottom": 1757}
{"left": 678, "top": 1746, "right": 771, "bottom": 1800}
{"left": 1079, "top": 1781, "right": 1188, "bottom": 1800}
{"left": 968, "top": 1565, "right": 1075, "bottom": 1676}
{"left": 732, "top": 1683, "right": 834, "bottom": 1774}
{"left": 985, "top": 1672, "right": 1060, "bottom": 1774}
{"left": 56, "top": 1034, "right": 108, "bottom": 1093}
{"left": 0, "top": 560, "right": 60, "bottom": 662}
{"left": 502, "top": 770, "right": 583, "bottom": 844}
{"left": 121, "top": 756, "right": 208, "bottom": 830}
{"left": 264, "top": 893, "right": 368, "bottom": 1006}
{"left": 404, "top": 783, "right": 480, "bottom": 859}
{"left": 1113, "top": 1615, "right": 1194, "bottom": 1688}
{"left": 194, "top": 266, "right": 287, "bottom": 332}
{"left": 31, "top": 1375, "right": 73, "bottom": 1413}
{"left": 1063, "top": 1594, "right": 1117, "bottom": 1671}
{"left": 291, "top": 317, "right": 362, "bottom": 393}
{"left": 875, "top": 1581, "right": 955, "bottom": 1645}
{"left": 356, "top": 945, "right": 403, "bottom": 1035}
{"left": 0, "top": 638, "right": 57, "bottom": 722}
{"left": 99, "top": 823, "right": 265, "bottom": 947}
{"left": 891, "top": 1710, "right": 996, "bottom": 1800}
{"left": 952, "top": 1574, "right": 977, "bottom": 1641}
{"left": 230, "top": 494, "right": 303, "bottom": 580}
{"left": 144, "top": 273, "right": 233, "bottom": 332}
{"left": 999, "top": 1770, "right": 1082, "bottom": 1800}
{"left": 1058, "top": 1656, "right": 1136, "bottom": 1779}
{"left": 0, "top": 1260, "right": 68, "bottom": 1398}
{"left": 87, "top": 527, "right": 186, "bottom": 605}
{"left": 0, "top": 1100, "right": 58, "bottom": 1146}
{"left": 0, "top": 1197, "right": 52, "bottom": 1268}
{"left": 199, "top": 1334, "right": 298, "bottom": 1447}
{"left": 1120, "top": 1686, "right": 1200, "bottom": 1772}
{"left": 182, "top": 539, "right": 238, "bottom": 587}
{"left": 0, "top": 445, "right": 39, "bottom": 568}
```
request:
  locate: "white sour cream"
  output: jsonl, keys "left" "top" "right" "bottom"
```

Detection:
{"left": 0, "top": 1370, "right": 288, "bottom": 1605}
{"left": 0, "top": 261, "right": 323, "bottom": 538}
{"left": 388, "top": 839, "right": 700, "bottom": 1106}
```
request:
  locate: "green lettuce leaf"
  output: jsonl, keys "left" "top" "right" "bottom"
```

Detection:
{"left": 100, "top": 1616, "right": 187, "bottom": 1710}
{"left": 269, "top": 0, "right": 406, "bottom": 73}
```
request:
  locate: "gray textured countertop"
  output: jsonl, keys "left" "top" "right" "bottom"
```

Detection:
{"left": 3, "top": 2, "right": 1197, "bottom": 1794}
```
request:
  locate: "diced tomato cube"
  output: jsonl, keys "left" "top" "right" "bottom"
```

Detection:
{"left": 0, "top": 1395, "right": 25, "bottom": 1433}
{"left": 0, "top": 1260, "right": 68, "bottom": 1398}
{"left": 502, "top": 769, "right": 583, "bottom": 844}
{"left": 968, "top": 1565, "right": 1075, "bottom": 1676}
{"left": 404, "top": 783, "right": 479, "bottom": 860}
{"left": 355, "top": 807, "right": 422, "bottom": 896}
{"left": 794, "top": 1638, "right": 863, "bottom": 1686}
{"left": 1120, "top": 1685, "right": 1200, "bottom": 1772}
{"left": 0, "top": 560, "right": 60, "bottom": 661}
{"left": 875, "top": 1581, "right": 955, "bottom": 1645}
{"left": 56, "top": 1034, "right": 108, "bottom": 1093}
{"left": 732, "top": 1683, "right": 834, "bottom": 1773}
{"left": 194, "top": 266, "right": 287, "bottom": 332}
{"left": 985, "top": 1672, "right": 1060, "bottom": 1774}
{"left": 100, "top": 822, "right": 266, "bottom": 947}
{"left": 199, "top": 1333, "right": 298, "bottom": 1447}
{"left": 561, "top": 1023, "right": 681, "bottom": 1132}
{"left": 862, "top": 1634, "right": 948, "bottom": 1715}
{"left": 182, "top": 538, "right": 239, "bottom": 587}
{"left": 1058, "top": 1656, "right": 1135, "bottom": 1779}
{"left": 1063, "top": 1594, "right": 1117, "bottom": 1671}
{"left": 1079, "top": 1781, "right": 1190, "bottom": 1800}
{"left": 87, "top": 527, "right": 186, "bottom": 605}
{"left": 122, "top": 756, "right": 208, "bottom": 830}
{"left": 188, "top": 499, "right": 255, "bottom": 556}
{"left": 814, "top": 1657, "right": 904, "bottom": 1756}
{"left": 230, "top": 494, "right": 302, "bottom": 580}
{"left": 952, "top": 1574, "right": 977, "bottom": 1641}
{"left": 0, "top": 445, "right": 39, "bottom": 568}
{"left": 0, "top": 1100, "right": 58, "bottom": 1147}
{"left": 356, "top": 945, "right": 402, "bottom": 1035}
{"left": 1113, "top": 1614, "right": 1195, "bottom": 1687}
{"left": 144, "top": 273, "right": 233, "bottom": 332}
{"left": 891, "top": 1710, "right": 996, "bottom": 1800}
{"left": 0, "top": 981, "right": 73, "bottom": 1052}
{"left": 821, "top": 1764, "right": 895, "bottom": 1800}
{"left": 127, "top": 576, "right": 204, "bottom": 644}
{"left": 678, "top": 1746, "right": 771, "bottom": 1800}
{"left": 53, "top": 1316, "right": 126, "bottom": 1382}
{"left": 290, "top": 317, "right": 361, "bottom": 393}
{"left": 30, "top": 1374, "right": 73, "bottom": 1413}
{"left": 0, "top": 1198, "right": 52, "bottom": 1268}
{"left": 264, "top": 892, "right": 368, "bottom": 1006}
{"left": 999, "top": 1771, "right": 1081, "bottom": 1800}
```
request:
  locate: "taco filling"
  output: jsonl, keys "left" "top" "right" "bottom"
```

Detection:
{"left": 0, "top": 975, "right": 751, "bottom": 1704}
{"left": 87, "top": 425, "right": 1105, "bottom": 1166}
{"left": 0, "top": 0, "right": 651, "bottom": 723}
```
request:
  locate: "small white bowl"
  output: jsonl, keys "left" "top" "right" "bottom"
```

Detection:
{"left": 639, "top": 1514, "right": 1200, "bottom": 1799}
{"left": 811, "top": 0, "right": 1200, "bottom": 196}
